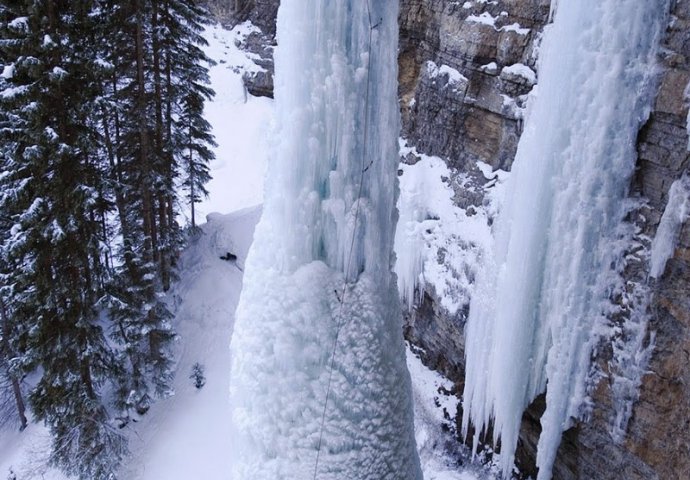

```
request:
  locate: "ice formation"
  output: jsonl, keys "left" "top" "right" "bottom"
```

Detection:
{"left": 461, "top": 1, "right": 669, "bottom": 479}
{"left": 394, "top": 141, "right": 507, "bottom": 314}
{"left": 650, "top": 174, "right": 690, "bottom": 279}
{"left": 229, "top": 1, "right": 422, "bottom": 479}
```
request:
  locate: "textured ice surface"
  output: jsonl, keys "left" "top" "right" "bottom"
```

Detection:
{"left": 461, "top": 1, "right": 668, "bottom": 479}
{"left": 650, "top": 174, "right": 690, "bottom": 279}
{"left": 229, "top": 1, "right": 422, "bottom": 478}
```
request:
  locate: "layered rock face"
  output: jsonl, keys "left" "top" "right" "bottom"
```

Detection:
{"left": 398, "top": 0, "right": 550, "bottom": 410}
{"left": 621, "top": 2, "right": 690, "bottom": 478}
{"left": 398, "top": 0, "right": 549, "bottom": 172}
{"left": 228, "top": 1, "right": 690, "bottom": 478}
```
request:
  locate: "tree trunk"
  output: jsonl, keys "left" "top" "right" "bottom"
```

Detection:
{"left": 135, "top": 0, "right": 157, "bottom": 267}
{"left": 0, "top": 297, "right": 28, "bottom": 431}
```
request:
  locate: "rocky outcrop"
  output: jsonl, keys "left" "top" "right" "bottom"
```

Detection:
{"left": 621, "top": 2, "right": 690, "bottom": 478}
{"left": 399, "top": 0, "right": 549, "bottom": 173}
{"left": 240, "top": 30, "right": 275, "bottom": 98}
{"left": 221, "top": 1, "right": 690, "bottom": 478}
{"left": 205, "top": 0, "right": 277, "bottom": 99}
{"left": 205, "top": 0, "right": 279, "bottom": 35}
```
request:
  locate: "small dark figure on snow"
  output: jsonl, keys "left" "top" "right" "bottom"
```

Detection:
{"left": 190, "top": 362, "right": 206, "bottom": 389}
{"left": 219, "top": 252, "right": 237, "bottom": 262}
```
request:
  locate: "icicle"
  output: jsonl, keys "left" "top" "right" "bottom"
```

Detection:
{"left": 461, "top": 1, "right": 669, "bottom": 479}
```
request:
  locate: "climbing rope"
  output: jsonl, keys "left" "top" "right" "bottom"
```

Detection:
{"left": 312, "top": 2, "right": 379, "bottom": 479}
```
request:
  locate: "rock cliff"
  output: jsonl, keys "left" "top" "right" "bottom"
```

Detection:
{"left": 225, "top": 1, "right": 690, "bottom": 478}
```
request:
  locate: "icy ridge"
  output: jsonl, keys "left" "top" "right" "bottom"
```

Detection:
{"left": 649, "top": 173, "right": 690, "bottom": 279}
{"left": 461, "top": 1, "right": 669, "bottom": 479}
{"left": 229, "top": 1, "right": 422, "bottom": 479}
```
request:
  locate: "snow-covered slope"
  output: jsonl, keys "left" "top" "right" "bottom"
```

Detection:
{"left": 121, "top": 208, "right": 261, "bottom": 479}
{"left": 184, "top": 22, "right": 273, "bottom": 220}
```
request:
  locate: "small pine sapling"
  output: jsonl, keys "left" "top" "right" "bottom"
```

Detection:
{"left": 190, "top": 362, "right": 206, "bottom": 389}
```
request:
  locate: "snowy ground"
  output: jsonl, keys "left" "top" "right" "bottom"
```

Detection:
{"left": 0, "top": 21, "right": 498, "bottom": 480}
{"left": 182, "top": 22, "right": 273, "bottom": 221}
{"left": 121, "top": 207, "right": 261, "bottom": 479}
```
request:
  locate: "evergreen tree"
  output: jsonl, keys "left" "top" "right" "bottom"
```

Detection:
{"left": 0, "top": 2, "right": 125, "bottom": 476}
{"left": 0, "top": 20, "right": 28, "bottom": 432}
{"left": 0, "top": 0, "right": 216, "bottom": 476}
{"left": 94, "top": 0, "right": 176, "bottom": 416}
{"left": 160, "top": 0, "right": 216, "bottom": 228}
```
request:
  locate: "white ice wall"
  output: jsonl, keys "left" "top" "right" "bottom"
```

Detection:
{"left": 461, "top": 1, "right": 669, "bottom": 479}
{"left": 229, "top": 1, "right": 422, "bottom": 479}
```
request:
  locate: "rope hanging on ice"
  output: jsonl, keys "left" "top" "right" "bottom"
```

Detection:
{"left": 312, "top": 2, "right": 381, "bottom": 478}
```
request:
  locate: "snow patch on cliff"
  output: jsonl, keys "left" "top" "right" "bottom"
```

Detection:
{"left": 395, "top": 140, "right": 507, "bottom": 315}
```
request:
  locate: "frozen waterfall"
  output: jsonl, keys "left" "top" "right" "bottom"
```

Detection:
{"left": 461, "top": 1, "right": 669, "bottom": 479}
{"left": 229, "top": 0, "right": 422, "bottom": 479}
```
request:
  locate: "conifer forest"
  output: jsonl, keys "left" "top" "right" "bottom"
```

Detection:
{"left": 0, "top": 1, "right": 215, "bottom": 477}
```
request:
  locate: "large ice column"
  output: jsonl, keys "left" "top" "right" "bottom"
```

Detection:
{"left": 229, "top": 1, "right": 422, "bottom": 479}
{"left": 461, "top": 1, "right": 668, "bottom": 479}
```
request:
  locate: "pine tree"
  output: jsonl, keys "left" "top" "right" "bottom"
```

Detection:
{"left": 160, "top": 0, "right": 216, "bottom": 228}
{"left": 93, "top": 0, "right": 177, "bottom": 417}
{"left": 0, "top": 20, "right": 28, "bottom": 432}
{"left": 0, "top": 2, "right": 125, "bottom": 476}
{"left": 0, "top": 0, "right": 217, "bottom": 476}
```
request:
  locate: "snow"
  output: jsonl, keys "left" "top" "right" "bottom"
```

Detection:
{"left": 0, "top": 84, "right": 28, "bottom": 100}
{"left": 229, "top": 1, "right": 422, "bottom": 478}
{"left": 8, "top": 17, "right": 28, "bottom": 32}
{"left": 461, "top": 1, "right": 668, "bottom": 479}
{"left": 426, "top": 61, "right": 468, "bottom": 95}
{"left": 427, "top": 61, "right": 468, "bottom": 86}
{"left": 186, "top": 22, "right": 273, "bottom": 222}
{"left": 479, "top": 62, "right": 498, "bottom": 74}
{"left": 395, "top": 140, "right": 507, "bottom": 313}
{"left": 1, "top": 64, "right": 14, "bottom": 80}
{"left": 42, "top": 34, "right": 56, "bottom": 48}
{"left": 500, "top": 23, "right": 530, "bottom": 35}
{"left": 0, "top": 422, "right": 67, "bottom": 479}
{"left": 50, "top": 66, "right": 67, "bottom": 79}
{"left": 466, "top": 12, "right": 497, "bottom": 27}
{"left": 500, "top": 63, "right": 536, "bottom": 85}
{"left": 120, "top": 208, "right": 261, "bottom": 480}
{"left": 408, "top": 347, "right": 476, "bottom": 480}
{"left": 649, "top": 174, "right": 690, "bottom": 278}
{"left": 465, "top": 11, "right": 529, "bottom": 35}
